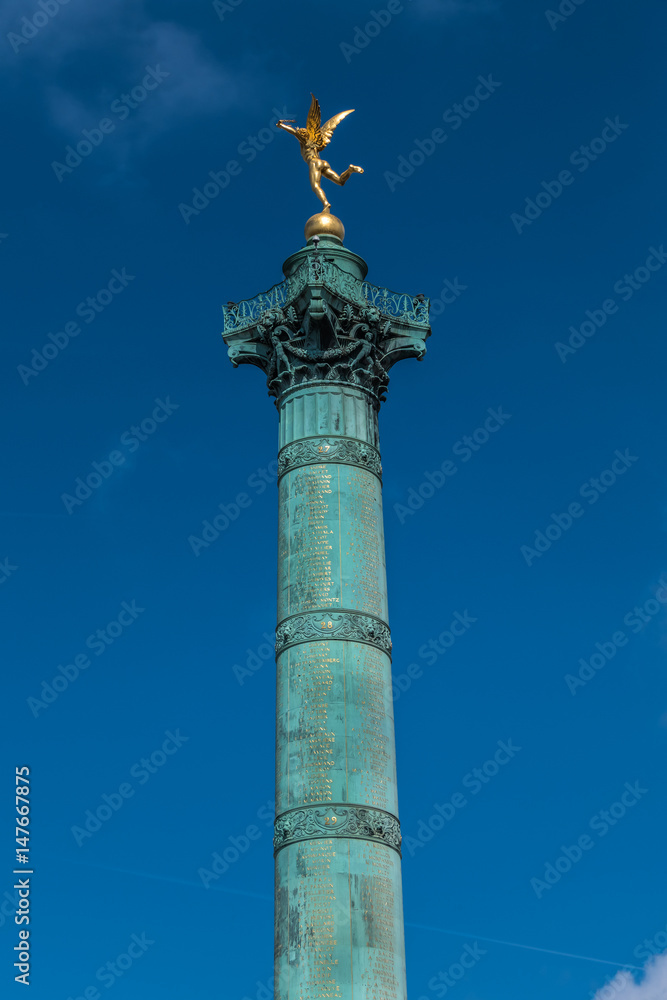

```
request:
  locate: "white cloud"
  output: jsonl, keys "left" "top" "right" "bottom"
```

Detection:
{"left": 591, "top": 953, "right": 667, "bottom": 1000}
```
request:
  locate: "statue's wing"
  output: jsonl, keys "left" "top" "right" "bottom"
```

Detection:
{"left": 306, "top": 94, "right": 321, "bottom": 140}
{"left": 318, "top": 109, "right": 354, "bottom": 149}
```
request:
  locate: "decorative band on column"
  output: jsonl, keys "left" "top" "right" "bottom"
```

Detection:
{"left": 274, "top": 803, "right": 402, "bottom": 857}
{"left": 276, "top": 610, "right": 391, "bottom": 658}
{"left": 277, "top": 436, "right": 382, "bottom": 481}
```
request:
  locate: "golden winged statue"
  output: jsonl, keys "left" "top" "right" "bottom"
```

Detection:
{"left": 277, "top": 95, "right": 364, "bottom": 213}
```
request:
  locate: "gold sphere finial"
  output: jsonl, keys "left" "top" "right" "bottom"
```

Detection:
{"left": 305, "top": 212, "right": 345, "bottom": 243}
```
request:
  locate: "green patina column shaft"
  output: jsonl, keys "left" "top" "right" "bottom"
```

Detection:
{"left": 222, "top": 229, "right": 430, "bottom": 999}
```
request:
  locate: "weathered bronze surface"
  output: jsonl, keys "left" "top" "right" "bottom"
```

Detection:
{"left": 222, "top": 175, "right": 430, "bottom": 998}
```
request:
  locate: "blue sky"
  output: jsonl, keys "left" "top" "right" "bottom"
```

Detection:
{"left": 2, "top": 0, "right": 666, "bottom": 997}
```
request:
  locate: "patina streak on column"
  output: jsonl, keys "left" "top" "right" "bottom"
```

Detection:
{"left": 222, "top": 232, "right": 430, "bottom": 999}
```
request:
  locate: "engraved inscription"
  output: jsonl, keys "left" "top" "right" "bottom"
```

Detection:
{"left": 276, "top": 641, "right": 399, "bottom": 815}
{"left": 278, "top": 462, "right": 390, "bottom": 621}
{"left": 276, "top": 838, "right": 407, "bottom": 999}
{"left": 359, "top": 842, "right": 400, "bottom": 998}
{"left": 290, "top": 839, "right": 342, "bottom": 999}
{"left": 282, "top": 642, "right": 339, "bottom": 807}
{"left": 347, "top": 645, "right": 396, "bottom": 814}
{"left": 342, "top": 466, "right": 388, "bottom": 619}
{"left": 278, "top": 465, "right": 343, "bottom": 619}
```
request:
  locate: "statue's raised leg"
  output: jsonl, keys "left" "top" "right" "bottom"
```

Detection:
{"left": 323, "top": 164, "right": 364, "bottom": 186}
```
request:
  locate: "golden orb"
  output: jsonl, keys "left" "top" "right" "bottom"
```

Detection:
{"left": 304, "top": 212, "right": 345, "bottom": 243}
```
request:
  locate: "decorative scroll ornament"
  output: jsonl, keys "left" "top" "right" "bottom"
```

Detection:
{"left": 222, "top": 251, "right": 430, "bottom": 407}
{"left": 276, "top": 611, "right": 391, "bottom": 657}
{"left": 277, "top": 437, "right": 382, "bottom": 480}
{"left": 274, "top": 804, "right": 402, "bottom": 856}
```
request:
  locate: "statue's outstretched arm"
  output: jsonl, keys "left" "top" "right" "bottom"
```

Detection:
{"left": 276, "top": 120, "right": 298, "bottom": 137}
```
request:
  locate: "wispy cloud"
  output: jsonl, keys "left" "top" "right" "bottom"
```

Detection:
{"left": 591, "top": 952, "right": 667, "bottom": 999}
{"left": 45, "top": 18, "right": 241, "bottom": 137}
{"left": 3, "top": 0, "right": 250, "bottom": 170}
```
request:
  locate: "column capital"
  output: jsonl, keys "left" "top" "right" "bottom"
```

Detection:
{"left": 222, "top": 237, "right": 431, "bottom": 407}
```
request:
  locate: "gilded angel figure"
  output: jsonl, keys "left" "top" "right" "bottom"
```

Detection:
{"left": 277, "top": 94, "right": 364, "bottom": 212}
